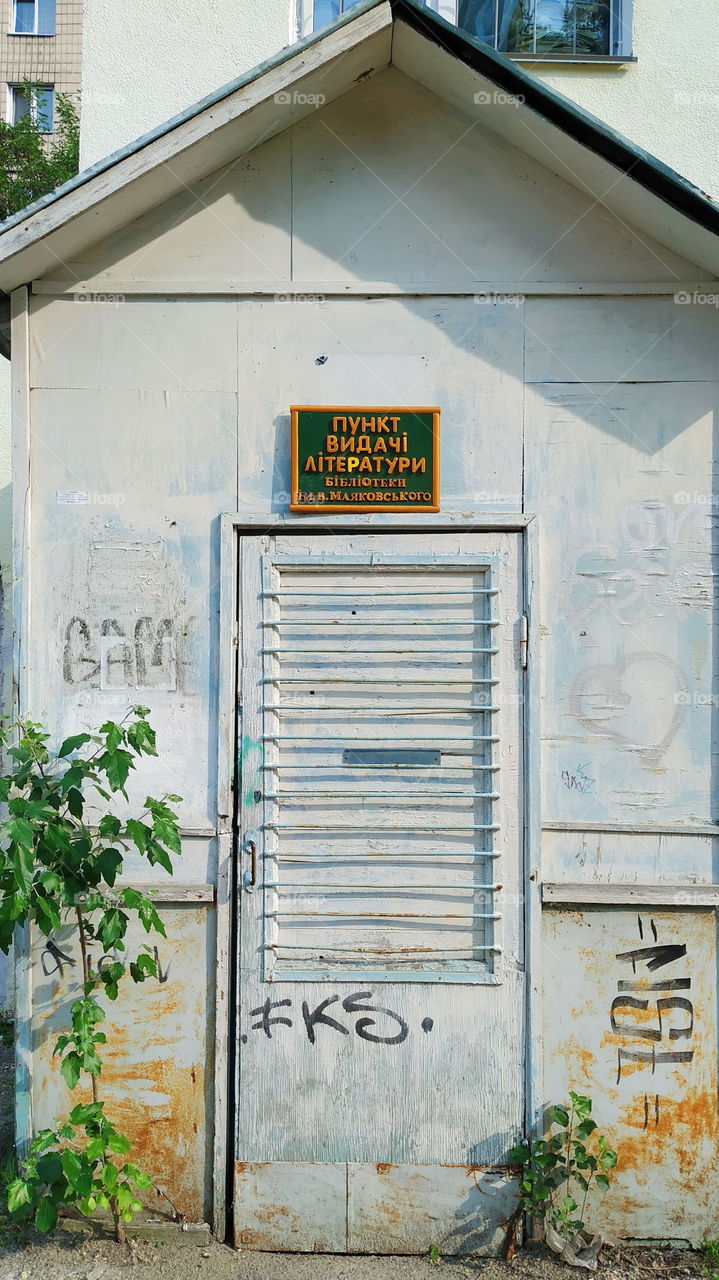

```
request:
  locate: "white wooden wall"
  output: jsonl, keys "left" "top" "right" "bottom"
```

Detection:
{"left": 17, "top": 67, "right": 719, "bottom": 1234}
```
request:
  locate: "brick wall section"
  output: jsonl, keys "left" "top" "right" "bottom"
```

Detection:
{"left": 0, "top": 0, "right": 82, "bottom": 129}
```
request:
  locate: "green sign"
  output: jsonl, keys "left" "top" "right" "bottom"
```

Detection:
{"left": 290, "top": 405, "right": 440, "bottom": 513}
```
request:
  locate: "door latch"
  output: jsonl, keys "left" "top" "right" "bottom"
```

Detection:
{"left": 520, "top": 614, "right": 529, "bottom": 670}
{"left": 243, "top": 838, "right": 257, "bottom": 892}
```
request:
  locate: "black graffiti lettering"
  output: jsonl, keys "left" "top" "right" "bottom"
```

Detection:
{"left": 135, "top": 618, "right": 176, "bottom": 690}
{"left": 301, "top": 995, "right": 350, "bottom": 1044}
{"left": 154, "top": 945, "right": 170, "bottom": 984}
{"left": 617, "top": 978, "right": 691, "bottom": 991}
{"left": 657, "top": 996, "right": 694, "bottom": 1040}
{"left": 615, "top": 943, "right": 687, "bottom": 972}
{"left": 250, "top": 998, "right": 292, "bottom": 1039}
{"left": 63, "top": 617, "right": 99, "bottom": 684}
{"left": 40, "top": 939, "right": 76, "bottom": 977}
{"left": 342, "top": 991, "right": 409, "bottom": 1045}
{"left": 616, "top": 1044, "right": 694, "bottom": 1083}
{"left": 610, "top": 996, "right": 661, "bottom": 1042}
{"left": 100, "top": 619, "right": 133, "bottom": 688}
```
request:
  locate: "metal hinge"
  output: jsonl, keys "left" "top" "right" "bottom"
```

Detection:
{"left": 519, "top": 614, "right": 529, "bottom": 669}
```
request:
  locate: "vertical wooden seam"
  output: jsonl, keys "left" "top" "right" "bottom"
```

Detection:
{"left": 11, "top": 285, "right": 32, "bottom": 1155}
{"left": 523, "top": 516, "right": 543, "bottom": 1138}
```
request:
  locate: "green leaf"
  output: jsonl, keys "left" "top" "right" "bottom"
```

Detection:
{"left": 102, "top": 748, "right": 134, "bottom": 792}
{"left": 107, "top": 1131, "right": 132, "bottom": 1155}
{"left": 132, "top": 1170, "right": 153, "bottom": 1190}
{"left": 102, "top": 1162, "right": 118, "bottom": 1192}
{"left": 35, "top": 1195, "right": 58, "bottom": 1232}
{"left": 98, "top": 814, "right": 122, "bottom": 839}
{"left": 575, "top": 1118, "right": 597, "bottom": 1140}
{"left": 6, "top": 1177, "right": 32, "bottom": 1213}
{"left": 85, "top": 1137, "right": 105, "bottom": 1162}
{"left": 125, "top": 819, "right": 150, "bottom": 854}
{"left": 127, "top": 719, "right": 157, "bottom": 757}
{"left": 60, "top": 1052, "right": 82, "bottom": 1090}
{"left": 97, "top": 847, "right": 123, "bottom": 887}
{"left": 13, "top": 845, "right": 35, "bottom": 897}
{"left": 152, "top": 816, "right": 181, "bottom": 856}
{"left": 7, "top": 816, "right": 35, "bottom": 849}
{"left": 509, "top": 1144, "right": 529, "bottom": 1164}
{"left": 595, "top": 1174, "right": 611, "bottom": 1190}
{"left": 100, "top": 721, "right": 124, "bottom": 751}
{"left": 551, "top": 1106, "right": 569, "bottom": 1127}
{"left": 66, "top": 787, "right": 84, "bottom": 818}
{"left": 60, "top": 1148, "right": 83, "bottom": 1188}
{"left": 58, "top": 732, "right": 93, "bottom": 757}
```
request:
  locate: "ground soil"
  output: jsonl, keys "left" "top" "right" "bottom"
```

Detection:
{"left": 0, "top": 1238, "right": 707, "bottom": 1280}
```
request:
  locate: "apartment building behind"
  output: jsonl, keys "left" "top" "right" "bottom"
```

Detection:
{"left": 1, "top": 0, "right": 81, "bottom": 134}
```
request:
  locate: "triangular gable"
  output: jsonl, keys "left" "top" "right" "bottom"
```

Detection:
{"left": 0, "top": 0, "right": 716, "bottom": 296}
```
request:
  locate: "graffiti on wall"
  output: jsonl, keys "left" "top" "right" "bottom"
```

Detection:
{"left": 243, "top": 991, "right": 431, "bottom": 1046}
{"left": 63, "top": 617, "right": 177, "bottom": 690}
{"left": 610, "top": 916, "right": 694, "bottom": 1126}
{"left": 40, "top": 939, "right": 170, "bottom": 985}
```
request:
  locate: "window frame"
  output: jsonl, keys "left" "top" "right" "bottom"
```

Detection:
{"left": 296, "top": 0, "right": 633, "bottom": 60}
{"left": 8, "top": 83, "right": 55, "bottom": 132}
{"left": 10, "top": 0, "right": 56, "bottom": 37}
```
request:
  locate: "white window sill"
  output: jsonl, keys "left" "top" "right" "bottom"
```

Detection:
{"left": 508, "top": 53, "right": 636, "bottom": 64}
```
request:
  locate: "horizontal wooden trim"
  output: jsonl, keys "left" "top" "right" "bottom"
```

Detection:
{"left": 30, "top": 280, "right": 716, "bottom": 298}
{"left": 114, "top": 881, "right": 215, "bottom": 904}
{"left": 543, "top": 821, "right": 719, "bottom": 837}
{"left": 543, "top": 882, "right": 719, "bottom": 907}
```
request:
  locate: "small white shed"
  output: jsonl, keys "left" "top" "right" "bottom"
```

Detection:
{"left": 0, "top": 0, "right": 718, "bottom": 1251}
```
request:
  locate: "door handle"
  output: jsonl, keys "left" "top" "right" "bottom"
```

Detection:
{"left": 244, "top": 838, "right": 257, "bottom": 892}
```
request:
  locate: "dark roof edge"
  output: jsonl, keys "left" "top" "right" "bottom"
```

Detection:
{"left": 391, "top": 0, "right": 719, "bottom": 237}
{"left": 0, "top": 0, "right": 383, "bottom": 237}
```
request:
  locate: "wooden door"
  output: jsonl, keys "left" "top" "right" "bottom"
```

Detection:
{"left": 234, "top": 531, "right": 525, "bottom": 1253}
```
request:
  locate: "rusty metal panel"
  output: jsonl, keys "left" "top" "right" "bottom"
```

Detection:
{"left": 31, "top": 905, "right": 213, "bottom": 1222}
{"left": 543, "top": 908, "right": 719, "bottom": 1244}
{"left": 234, "top": 1162, "right": 347, "bottom": 1251}
{"left": 347, "top": 1163, "right": 519, "bottom": 1255}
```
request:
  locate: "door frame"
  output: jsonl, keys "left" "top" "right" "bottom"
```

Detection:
{"left": 212, "top": 512, "right": 542, "bottom": 1240}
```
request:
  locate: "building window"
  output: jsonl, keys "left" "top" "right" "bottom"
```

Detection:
{"left": 9, "top": 84, "right": 54, "bottom": 131}
{"left": 11, "top": 0, "right": 55, "bottom": 35}
{"left": 300, "top": 0, "right": 630, "bottom": 57}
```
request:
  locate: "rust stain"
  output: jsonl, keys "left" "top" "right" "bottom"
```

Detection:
{"left": 375, "top": 1163, "right": 393, "bottom": 1175}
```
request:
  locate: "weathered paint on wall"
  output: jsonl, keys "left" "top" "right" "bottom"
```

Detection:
{"left": 30, "top": 906, "right": 214, "bottom": 1221}
{"left": 543, "top": 909, "right": 719, "bottom": 1244}
{"left": 14, "top": 67, "right": 719, "bottom": 1242}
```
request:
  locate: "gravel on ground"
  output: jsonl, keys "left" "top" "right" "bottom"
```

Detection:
{"left": 0, "top": 1235, "right": 706, "bottom": 1280}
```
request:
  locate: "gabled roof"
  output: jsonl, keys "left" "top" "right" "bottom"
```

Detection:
{"left": 0, "top": 0, "right": 716, "bottom": 298}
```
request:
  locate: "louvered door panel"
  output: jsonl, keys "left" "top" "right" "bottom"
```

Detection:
{"left": 260, "top": 552, "right": 503, "bottom": 982}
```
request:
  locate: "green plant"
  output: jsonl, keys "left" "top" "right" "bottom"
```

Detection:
{"left": 6, "top": 1103, "right": 152, "bottom": 1238}
{"left": 701, "top": 1239, "right": 719, "bottom": 1280}
{"left": 510, "top": 1091, "right": 618, "bottom": 1241}
{"left": 0, "top": 709, "right": 181, "bottom": 1239}
{"left": 0, "top": 81, "right": 79, "bottom": 223}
